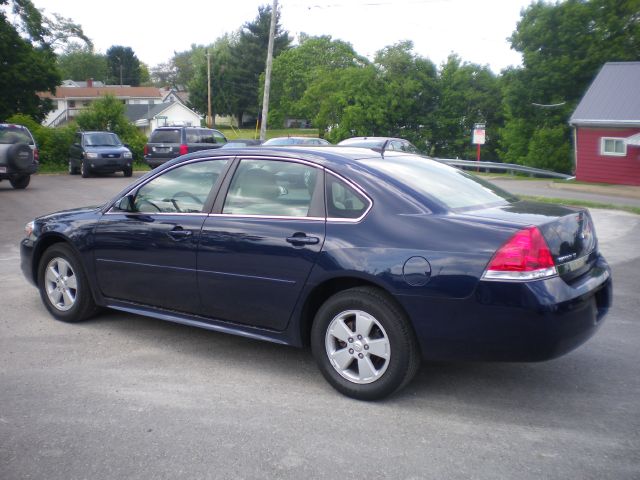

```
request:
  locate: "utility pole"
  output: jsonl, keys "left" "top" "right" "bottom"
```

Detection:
{"left": 259, "top": 0, "right": 278, "bottom": 141}
{"left": 206, "top": 50, "right": 213, "bottom": 128}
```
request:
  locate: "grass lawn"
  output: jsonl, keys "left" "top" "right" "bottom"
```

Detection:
{"left": 520, "top": 195, "right": 640, "bottom": 215}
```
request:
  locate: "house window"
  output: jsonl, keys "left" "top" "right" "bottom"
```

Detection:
{"left": 68, "top": 100, "right": 76, "bottom": 108}
{"left": 601, "top": 137, "right": 627, "bottom": 156}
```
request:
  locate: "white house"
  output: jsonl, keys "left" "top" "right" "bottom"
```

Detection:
{"left": 125, "top": 101, "right": 203, "bottom": 137}
{"left": 41, "top": 83, "right": 164, "bottom": 127}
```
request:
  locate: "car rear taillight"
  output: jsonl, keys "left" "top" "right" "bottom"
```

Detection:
{"left": 33, "top": 148, "right": 39, "bottom": 162}
{"left": 482, "top": 226, "right": 557, "bottom": 281}
{"left": 143, "top": 144, "right": 148, "bottom": 156}
{"left": 179, "top": 144, "right": 188, "bottom": 155}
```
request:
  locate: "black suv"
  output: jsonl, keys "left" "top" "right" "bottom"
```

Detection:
{"left": 69, "top": 131, "right": 133, "bottom": 178}
{"left": 144, "top": 126, "right": 227, "bottom": 168}
{"left": 0, "top": 123, "right": 38, "bottom": 189}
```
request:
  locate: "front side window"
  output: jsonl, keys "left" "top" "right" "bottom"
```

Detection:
{"left": 223, "top": 159, "right": 319, "bottom": 217}
{"left": 132, "top": 159, "right": 229, "bottom": 213}
{"left": 601, "top": 137, "right": 626, "bottom": 156}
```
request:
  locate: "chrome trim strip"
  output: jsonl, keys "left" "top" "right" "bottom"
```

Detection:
{"left": 96, "top": 258, "right": 197, "bottom": 272}
{"left": 104, "top": 211, "right": 208, "bottom": 217}
{"left": 207, "top": 213, "right": 324, "bottom": 221}
{"left": 198, "top": 269, "right": 296, "bottom": 285}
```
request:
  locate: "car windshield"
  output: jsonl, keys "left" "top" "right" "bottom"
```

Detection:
{"left": 150, "top": 129, "right": 181, "bottom": 143}
{"left": 85, "top": 133, "right": 121, "bottom": 146}
{"left": 362, "top": 156, "right": 517, "bottom": 210}
{"left": 0, "top": 126, "right": 32, "bottom": 144}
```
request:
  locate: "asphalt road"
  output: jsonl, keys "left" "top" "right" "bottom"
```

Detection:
{"left": 1, "top": 173, "right": 639, "bottom": 479}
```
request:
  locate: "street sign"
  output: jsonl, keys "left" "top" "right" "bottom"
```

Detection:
{"left": 472, "top": 124, "right": 486, "bottom": 145}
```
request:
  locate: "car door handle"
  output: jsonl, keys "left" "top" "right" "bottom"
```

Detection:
{"left": 167, "top": 227, "right": 193, "bottom": 240}
{"left": 286, "top": 234, "right": 320, "bottom": 246}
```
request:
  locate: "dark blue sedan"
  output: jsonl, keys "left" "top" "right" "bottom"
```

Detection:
{"left": 20, "top": 147, "right": 612, "bottom": 400}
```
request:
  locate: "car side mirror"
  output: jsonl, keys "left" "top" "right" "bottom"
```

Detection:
{"left": 124, "top": 143, "right": 131, "bottom": 150}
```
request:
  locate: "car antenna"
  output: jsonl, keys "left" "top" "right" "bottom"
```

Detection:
{"left": 373, "top": 139, "right": 389, "bottom": 158}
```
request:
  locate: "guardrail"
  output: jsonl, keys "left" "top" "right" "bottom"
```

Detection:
{"left": 435, "top": 158, "right": 573, "bottom": 180}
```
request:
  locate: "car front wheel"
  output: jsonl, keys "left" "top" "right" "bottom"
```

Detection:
{"left": 80, "top": 160, "right": 90, "bottom": 178}
{"left": 37, "top": 243, "right": 98, "bottom": 322}
{"left": 311, "top": 286, "right": 420, "bottom": 400}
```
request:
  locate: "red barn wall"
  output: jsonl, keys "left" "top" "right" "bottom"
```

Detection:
{"left": 575, "top": 127, "right": 640, "bottom": 185}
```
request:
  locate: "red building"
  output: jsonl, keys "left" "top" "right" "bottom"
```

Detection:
{"left": 570, "top": 62, "right": 640, "bottom": 186}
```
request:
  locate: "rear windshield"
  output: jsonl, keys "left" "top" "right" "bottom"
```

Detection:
{"left": 85, "top": 132, "right": 121, "bottom": 146}
{"left": 0, "top": 126, "right": 33, "bottom": 144}
{"left": 362, "top": 156, "right": 516, "bottom": 210}
{"left": 150, "top": 129, "right": 181, "bottom": 143}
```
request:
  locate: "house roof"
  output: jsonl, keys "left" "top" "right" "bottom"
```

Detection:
{"left": 125, "top": 102, "right": 202, "bottom": 123}
{"left": 570, "top": 62, "right": 640, "bottom": 127}
{"left": 125, "top": 103, "right": 172, "bottom": 122}
{"left": 41, "top": 86, "right": 163, "bottom": 100}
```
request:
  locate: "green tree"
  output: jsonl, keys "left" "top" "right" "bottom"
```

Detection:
{"left": 302, "top": 65, "right": 387, "bottom": 142}
{"left": 501, "top": 0, "right": 640, "bottom": 172}
{"left": 268, "top": 35, "right": 367, "bottom": 127}
{"left": 188, "top": 37, "right": 233, "bottom": 123}
{"left": 432, "top": 54, "right": 503, "bottom": 159}
{"left": 106, "top": 45, "right": 142, "bottom": 86}
{"left": 0, "top": 0, "right": 60, "bottom": 121}
{"left": 373, "top": 41, "right": 439, "bottom": 150}
{"left": 225, "top": 5, "right": 291, "bottom": 123}
{"left": 57, "top": 45, "right": 108, "bottom": 82}
{"left": 75, "top": 95, "right": 146, "bottom": 160}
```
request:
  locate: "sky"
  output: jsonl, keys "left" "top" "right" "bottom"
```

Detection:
{"left": 32, "top": 0, "right": 534, "bottom": 73}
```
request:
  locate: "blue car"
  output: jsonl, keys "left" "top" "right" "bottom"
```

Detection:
{"left": 20, "top": 147, "right": 612, "bottom": 400}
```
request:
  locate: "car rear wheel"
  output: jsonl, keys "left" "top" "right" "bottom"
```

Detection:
{"left": 37, "top": 244, "right": 98, "bottom": 322}
{"left": 311, "top": 286, "right": 420, "bottom": 400}
{"left": 80, "top": 160, "right": 90, "bottom": 178}
{"left": 9, "top": 175, "right": 30, "bottom": 189}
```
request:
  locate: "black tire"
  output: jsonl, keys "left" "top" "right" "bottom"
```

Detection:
{"left": 68, "top": 160, "right": 79, "bottom": 175}
{"left": 9, "top": 175, "right": 30, "bottom": 189}
{"left": 310, "top": 286, "right": 420, "bottom": 400}
{"left": 37, "top": 243, "right": 98, "bottom": 323}
{"left": 80, "top": 160, "right": 90, "bottom": 178}
{"left": 123, "top": 166, "right": 133, "bottom": 177}
{"left": 7, "top": 143, "right": 33, "bottom": 170}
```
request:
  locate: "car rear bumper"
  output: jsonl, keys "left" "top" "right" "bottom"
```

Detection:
{"left": 0, "top": 162, "right": 38, "bottom": 179}
{"left": 144, "top": 156, "right": 175, "bottom": 168}
{"left": 402, "top": 254, "right": 612, "bottom": 362}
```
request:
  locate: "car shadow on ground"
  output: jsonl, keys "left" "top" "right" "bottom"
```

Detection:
{"left": 74, "top": 308, "right": 608, "bottom": 422}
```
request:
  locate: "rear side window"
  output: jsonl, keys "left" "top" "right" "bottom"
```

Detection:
{"left": 150, "top": 129, "right": 181, "bottom": 143}
{"left": 0, "top": 126, "right": 33, "bottom": 145}
{"left": 326, "top": 174, "right": 369, "bottom": 219}
{"left": 223, "top": 159, "right": 319, "bottom": 217}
